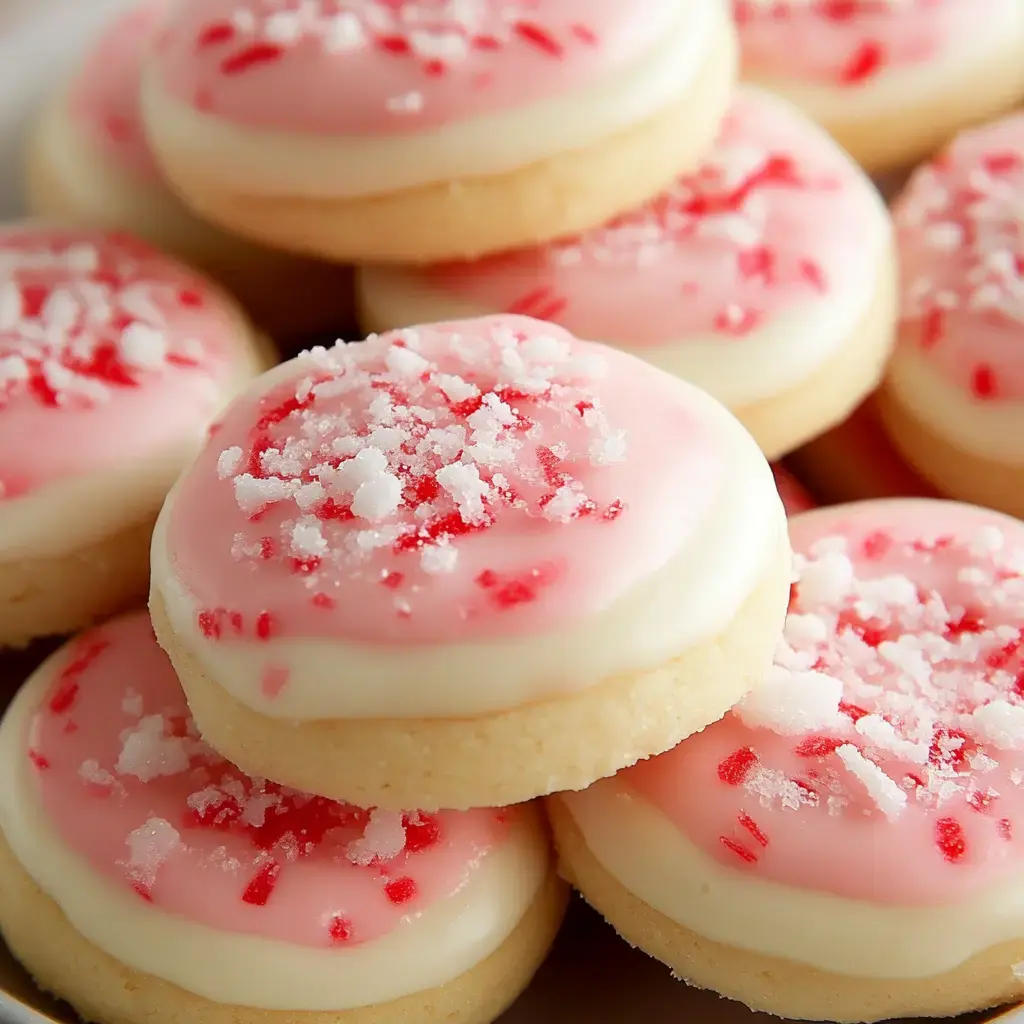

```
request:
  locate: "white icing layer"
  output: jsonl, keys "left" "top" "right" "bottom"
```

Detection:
{"left": 0, "top": 669, "right": 549, "bottom": 1011}
{"left": 358, "top": 237, "right": 892, "bottom": 409}
{"left": 150, "top": 378, "right": 786, "bottom": 721}
{"left": 561, "top": 780, "right": 1024, "bottom": 980}
{"left": 141, "top": 0, "right": 727, "bottom": 201}
{"left": 886, "top": 344, "right": 1024, "bottom": 466}
{"left": 745, "top": 5, "right": 1024, "bottom": 125}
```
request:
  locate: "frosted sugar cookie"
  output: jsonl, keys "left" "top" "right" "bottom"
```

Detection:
{"left": 149, "top": 314, "right": 791, "bottom": 811}
{"left": 733, "top": 0, "right": 1024, "bottom": 173}
{"left": 553, "top": 498, "right": 1024, "bottom": 1022}
{"left": 879, "top": 113, "right": 1024, "bottom": 518}
{"left": 141, "top": 0, "right": 737, "bottom": 262}
{"left": 789, "top": 396, "right": 939, "bottom": 506}
{"left": 0, "top": 611, "right": 564, "bottom": 1024}
{"left": 359, "top": 88, "right": 896, "bottom": 459}
{"left": 27, "top": 0, "right": 353, "bottom": 339}
{"left": 0, "top": 224, "right": 267, "bottom": 648}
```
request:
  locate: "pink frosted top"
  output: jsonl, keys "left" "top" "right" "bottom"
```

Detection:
{"left": 772, "top": 465, "right": 815, "bottom": 517}
{"left": 164, "top": 315, "right": 721, "bottom": 646}
{"left": 153, "top": 0, "right": 679, "bottom": 135}
{"left": 735, "top": 0, "right": 992, "bottom": 87}
{"left": 626, "top": 499, "right": 1024, "bottom": 906}
{"left": 427, "top": 89, "right": 880, "bottom": 346}
{"left": 68, "top": 0, "right": 169, "bottom": 180}
{"left": 894, "top": 113, "right": 1024, "bottom": 402}
{"left": 23, "top": 611, "right": 515, "bottom": 946}
{"left": 0, "top": 226, "right": 251, "bottom": 500}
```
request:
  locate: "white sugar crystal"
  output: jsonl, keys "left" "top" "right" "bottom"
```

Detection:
{"left": 124, "top": 817, "right": 180, "bottom": 888}
{"left": 78, "top": 759, "right": 115, "bottom": 787}
{"left": 855, "top": 714, "right": 929, "bottom": 764}
{"left": 836, "top": 745, "right": 907, "bottom": 821}
{"left": 434, "top": 374, "right": 479, "bottom": 403}
{"left": 798, "top": 551, "right": 855, "bottom": 606}
{"left": 971, "top": 701, "right": 1024, "bottom": 750}
{"left": 118, "top": 323, "right": 168, "bottom": 369}
{"left": 116, "top": 715, "right": 190, "bottom": 782}
{"left": 421, "top": 541, "right": 458, "bottom": 575}
{"left": 233, "top": 474, "right": 298, "bottom": 514}
{"left": 346, "top": 809, "right": 407, "bottom": 866}
{"left": 291, "top": 520, "right": 327, "bottom": 558}
{"left": 385, "top": 344, "right": 430, "bottom": 378}
{"left": 436, "top": 463, "right": 490, "bottom": 524}
{"left": 334, "top": 446, "right": 388, "bottom": 491}
{"left": 736, "top": 667, "right": 843, "bottom": 735}
{"left": 217, "top": 446, "right": 243, "bottom": 480}
{"left": 351, "top": 472, "right": 402, "bottom": 521}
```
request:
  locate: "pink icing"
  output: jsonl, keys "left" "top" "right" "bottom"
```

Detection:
{"left": 772, "top": 465, "right": 816, "bottom": 517}
{"left": 894, "top": 112, "right": 1024, "bottom": 402}
{"left": 734, "top": 0, "right": 998, "bottom": 87}
{"left": 0, "top": 225, "right": 250, "bottom": 500}
{"left": 426, "top": 89, "right": 880, "bottom": 347}
{"left": 164, "top": 315, "right": 721, "bottom": 646}
{"left": 23, "top": 611, "right": 514, "bottom": 947}
{"left": 68, "top": 0, "right": 169, "bottom": 180}
{"left": 626, "top": 499, "right": 1024, "bottom": 906}
{"left": 153, "top": 0, "right": 679, "bottom": 135}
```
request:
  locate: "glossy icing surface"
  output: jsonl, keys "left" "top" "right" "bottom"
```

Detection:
{"left": 624, "top": 499, "right": 1024, "bottom": 906}
{"left": 68, "top": 0, "right": 167, "bottom": 180}
{"left": 0, "top": 225, "right": 251, "bottom": 501}
{"left": 422, "top": 88, "right": 883, "bottom": 380}
{"left": 164, "top": 315, "right": 723, "bottom": 648}
{"left": 735, "top": 0, "right": 1003, "bottom": 87}
{"left": 154, "top": 0, "right": 685, "bottom": 136}
{"left": 17, "top": 612, "right": 516, "bottom": 948}
{"left": 894, "top": 112, "right": 1024, "bottom": 403}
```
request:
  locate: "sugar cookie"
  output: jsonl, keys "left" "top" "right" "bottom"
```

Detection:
{"left": 879, "top": 113, "right": 1024, "bottom": 518}
{"left": 358, "top": 88, "right": 896, "bottom": 459}
{"left": 27, "top": 0, "right": 354, "bottom": 339}
{"left": 733, "top": 0, "right": 1024, "bottom": 173}
{"left": 149, "top": 314, "right": 790, "bottom": 811}
{"left": 0, "top": 223, "right": 267, "bottom": 647}
{"left": 0, "top": 611, "right": 564, "bottom": 1024}
{"left": 553, "top": 498, "right": 1024, "bottom": 1022}
{"left": 141, "top": 0, "right": 737, "bottom": 263}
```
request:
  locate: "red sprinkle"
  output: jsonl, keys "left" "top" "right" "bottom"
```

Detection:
{"left": 935, "top": 817, "right": 968, "bottom": 863}
{"left": 720, "top": 836, "right": 758, "bottom": 864}
{"left": 242, "top": 861, "right": 282, "bottom": 906}
{"left": 384, "top": 876, "right": 418, "bottom": 905}
{"left": 738, "top": 812, "right": 769, "bottom": 847}
{"left": 221, "top": 43, "right": 285, "bottom": 76}
{"left": 717, "top": 747, "right": 758, "bottom": 786}
{"left": 328, "top": 914, "right": 353, "bottom": 943}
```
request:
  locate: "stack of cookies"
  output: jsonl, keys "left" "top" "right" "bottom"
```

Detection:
{"left": 3, "top": 3, "right": 1024, "bottom": 1024}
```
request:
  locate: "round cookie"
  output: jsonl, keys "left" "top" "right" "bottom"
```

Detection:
{"left": 149, "top": 314, "right": 791, "bottom": 811}
{"left": 789, "top": 396, "right": 939, "bottom": 506}
{"left": 0, "top": 611, "right": 565, "bottom": 1024}
{"left": 0, "top": 223, "right": 268, "bottom": 648}
{"left": 359, "top": 88, "right": 896, "bottom": 460}
{"left": 552, "top": 498, "right": 1024, "bottom": 1022}
{"left": 733, "top": 0, "right": 1024, "bottom": 174}
{"left": 141, "top": 0, "right": 737, "bottom": 263}
{"left": 879, "top": 113, "right": 1024, "bottom": 518}
{"left": 26, "top": 0, "right": 354, "bottom": 340}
